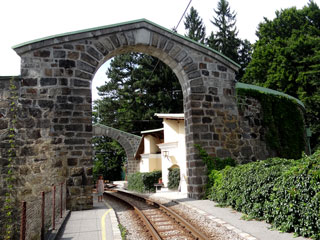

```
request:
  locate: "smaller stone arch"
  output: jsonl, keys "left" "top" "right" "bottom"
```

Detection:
{"left": 92, "top": 123, "right": 142, "bottom": 174}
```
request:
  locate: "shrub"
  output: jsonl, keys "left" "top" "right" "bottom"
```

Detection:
{"left": 168, "top": 168, "right": 180, "bottom": 189}
{"left": 196, "top": 144, "right": 237, "bottom": 197}
{"left": 127, "top": 171, "right": 161, "bottom": 193}
{"left": 209, "top": 151, "right": 320, "bottom": 239}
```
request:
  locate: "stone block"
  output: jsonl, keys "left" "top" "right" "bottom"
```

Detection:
{"left": 68, "top": 96, "right": 84, "bottom": 103}
{"left": 191, "top": 85, "right": 205, "bottom": 93}
{"left": 184, "top": 63, "right": 197, "bottom": 73}
{"left": 101, "top": 37, "right": 114, "bottom": 51}
{"left": 67, "top": 51, "right": 80, "bottom": 60}
{"left": 59, "top": 60, "right": 75, "bottom": 68}
{"left": 164, "top": 41, "right": 174, "bottom": 53}
{"left": 241, "top": 146, "right": 253, "bottom": 158}
{"left": 69, "top": 186, "right": 81, "bottom": 195}
{"left": 67, "top": 158, "right": 78, "bottom": 166}
{"left": 65, "top": 124, "right": 83, "bottom": 132}
{"left": 77, "top": 61, "right": 96, "bottom": 74}
{"left": 22, "top": 78, "right": 37, "bottom": 86}
{"left": 117, "top": 33, "right": 128, "bottom": 47}
{"left": 53, "top": 50, "right": 66, "bottom": 58}
{"left": 81, "top": 53, "right": 98, "bottom": 66}
{"left": 208, "top": 87, "right": 218, "bottom": 95}
{"left": 216, "top": 149, "right": 231, "bottom": 158}
{"left": 218, "top": 65, "right": 227, "bottom": 71}
{"left": 70, "top": 167, "right": 84, "bottom": 177}
{"left": 110, "top": 35, "right": 120, "bottom": 48}
{"left": 175, "top": 50, "right": 187, "bottom": 62}
{"left": 191, "top": 124, "right": 208, "bottom": 132}
{"left": 0, "top": 119, "right": 8, "bottom": 129}
{"left": 158, "top": 36, "right": 167, "bottom": 49}
{"left": 65, "top": 139, "right": 86, "bottom": 145}
{"left": 40, "top": 78, "right": 57, "bottom": 86}
{"left": 33, "top": 50, "right": 50, "bottom": 58}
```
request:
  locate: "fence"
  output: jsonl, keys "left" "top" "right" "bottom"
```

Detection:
{"left": 20, "top": 182, "right": 67, "bottom": 240}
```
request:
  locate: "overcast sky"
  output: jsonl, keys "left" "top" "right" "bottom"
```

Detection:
{"left": 0, "top": 0, "right": 309, "bottom": 99}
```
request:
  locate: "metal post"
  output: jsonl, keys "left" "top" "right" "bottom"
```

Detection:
{"left": 20, "top": 201, "right": 26, "bottom": 240}
{"left": 52, "top": 186, "right": 56, "bottom": 230}
{"left": 60, "top": 183, "right": 63, "bottom": 218}
{"left": 41, "top": 192, "right": 45, "bottom": 240}
{"left": 65, "top": 180, "right": 67, "bottom": 211}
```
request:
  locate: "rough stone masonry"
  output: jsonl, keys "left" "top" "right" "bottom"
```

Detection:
{"left": 0, "top": 19, "right": 282, "bottom": 212}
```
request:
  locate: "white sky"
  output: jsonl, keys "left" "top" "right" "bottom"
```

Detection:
{"left": 0, "top": 0, "right": 309, "bottom": 100}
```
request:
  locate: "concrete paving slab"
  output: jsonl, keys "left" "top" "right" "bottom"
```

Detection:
{"left": 57, "top": 195, "right": 120, "bottom": 240}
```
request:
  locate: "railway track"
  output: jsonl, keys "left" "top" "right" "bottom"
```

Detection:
{"left": 104, "top": 190, "right": 208, "bottom": 240}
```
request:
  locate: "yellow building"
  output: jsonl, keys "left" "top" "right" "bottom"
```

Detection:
{"left": 135, "top": 113, "right": 187, "bottom": 193}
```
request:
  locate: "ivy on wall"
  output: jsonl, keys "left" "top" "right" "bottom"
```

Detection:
{"left": 2, "top": 77, "right": 18, "bottom": 239}
{"left": 168, "top": 168, "right": 180, "bottom": 189}
{"left": 237, "top": 88, "right": 305, "bottom": 159}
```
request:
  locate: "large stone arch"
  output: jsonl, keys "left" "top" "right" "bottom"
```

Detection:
{"left": 93, "top": 123, "right": 141, "bottom": 172}
{"left": 13, "top": 19, "right": 240, "bottom": 209}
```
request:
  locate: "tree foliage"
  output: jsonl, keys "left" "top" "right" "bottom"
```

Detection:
{"left": 242, "top": 1, "right": 320, "bottom": 151}
{"left": 207, "top": 0, "right": 240, "bottom": 62}
{"left": 184, "top": 6, "right": 206, "bottom": 43}
{"left": 206, "top": 0, "right": 252, "bottom": 80}
{"left": 94, "top": 53, "right": 183, "bottom": 134}
{"left": 93, "top": 136, "right": 125, "bottom": 181}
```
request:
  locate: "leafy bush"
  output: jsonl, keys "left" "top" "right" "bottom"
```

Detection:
{"left": 209, "top": 151, "right": 320, "bottom": 239}
{"left": 168, "top": 168, "right": 180, "bottom": 189}
{"left": 196, "top": 144, "right": 237, "bottom": 197}
{"left": 127, "top": 171, "right": 161, "bottom": 193}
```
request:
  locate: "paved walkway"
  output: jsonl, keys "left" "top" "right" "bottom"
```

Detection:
{"left": 57, "top": 195, "right": 121, "bottom": 240}
{"left": 148, "top": 190, "right": 310, "bottom": 240}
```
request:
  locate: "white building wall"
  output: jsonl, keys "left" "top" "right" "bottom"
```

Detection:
{"left": 158, "top": 119, "right": 187, "bottom": 193}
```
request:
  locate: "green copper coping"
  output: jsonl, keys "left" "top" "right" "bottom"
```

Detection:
{"left": 12, "top": 18, "right": 240, "bottom": 69}
{"left": 236, "top": 82, "right": 305, "bottom": 109}
{"left": 0, "top": 75, "right": 20, "bottom": 80}
{"left": 93, "top": 123, "right": 142, "bottom": 139}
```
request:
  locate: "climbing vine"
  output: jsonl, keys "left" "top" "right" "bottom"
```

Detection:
{"left": 237, "top": 88, "right": 305, "bottom": 159}
{"left": 2, "top": 77, "right": 18, "bottom": 239}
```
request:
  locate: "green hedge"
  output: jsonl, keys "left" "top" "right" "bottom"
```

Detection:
{"left": 168, "top": 168, "right": 180, "bottom": 189}
{"left": 127, "top": 171, "right": 161, "bottom": 193}
{"left": 237, "top": 88, "right": 305, "bottom": 159}
{"left": 196, "top": 144, "right": 237, "bottom": 197}
{"left": 209, "top": 151, "right": 320, "bottom": 239}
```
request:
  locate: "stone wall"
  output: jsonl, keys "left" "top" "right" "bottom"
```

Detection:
{"left": 0, "top": 76, "right": 21, "bottom": 239}
{"left": 237, "top": 95, "right": 276, "bottom": 163}
{"left": 0, "top": 19, "right": 306, "bottom": 215}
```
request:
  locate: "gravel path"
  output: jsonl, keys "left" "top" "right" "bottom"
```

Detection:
{"left": 103, "top": 194, "right": 152, "bottom": 240}
{"left": 146, "top": 194, "right": 245, "bottom": 240}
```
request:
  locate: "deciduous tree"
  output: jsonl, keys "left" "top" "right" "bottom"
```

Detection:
{"left": 242, "top": 1, "right": 320, "bottom": 151}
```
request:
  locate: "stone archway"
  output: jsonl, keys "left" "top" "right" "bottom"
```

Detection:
{"left": 93, "top": 123, "right": 141, "bottom": 174}
{"left": 13, "top": 19, "right": 240, "bottom": 209}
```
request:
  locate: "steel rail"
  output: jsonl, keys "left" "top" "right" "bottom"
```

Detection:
{"left": 115, "top": 190, "right": 208, "bottom": 240}
{"left": 104, "top": 191, "right": 161, "bottom": 240}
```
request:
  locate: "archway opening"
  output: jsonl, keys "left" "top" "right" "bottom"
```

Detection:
{"left": 91, "top": 52, "right": 184, "bottom": 187}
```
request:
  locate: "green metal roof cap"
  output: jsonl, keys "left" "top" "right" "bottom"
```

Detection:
{"left": 12, "top": 18, "right": 240, "bottom": 69}
{"left": 236, "top": 82, "right": 305, "bottom": 109}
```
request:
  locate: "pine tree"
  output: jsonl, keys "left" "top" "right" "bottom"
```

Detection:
{"left": 207, "top": 0, "right": 240, "bottom": 62}
{"left": 184, "top": 6, "right": 206, "bottom": 43}
{"left": 94, "top": 53, "right": 183, "bottom": 134}
{"left": 237, "top": 39, "right": 252, "bottom": 80}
